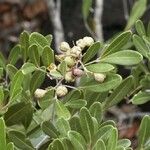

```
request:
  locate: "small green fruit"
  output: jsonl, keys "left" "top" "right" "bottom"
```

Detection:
{"left": 65, "top": 71, "right": 75, "bottom": 82}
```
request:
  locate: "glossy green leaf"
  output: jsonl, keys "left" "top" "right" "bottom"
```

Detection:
{"left": 0, "top": 86, "right": 4, "bottom": 103}
{"left": 10, "top": 70, "right": 24, "bottom": 101}
{"left": 20, "top": 30, "right": 29, "bottom": 62}
{"left": 4, "top": 102, "right": 33, "bottom": 127}
{"left": 55, "top": 99, "right": 71, "bottom": 120}
{"left": 106, "top": 128, "right": 118, "bottom": 150}
{"left": 68, "top": 131, "right": 87, "bottom": 150}
{"left": 28, "top": 44, "right": 40, "bottom": 66}
{"left": 80, "top": 74, "right": 122, "bottom": 92}
{"left": 102, "top": 31, "right": 132, "bottom": 56}
{"left": 82, "top": 0, "right": 92, "bottom": 19}
{"left": 135, "top": 20, "right": 146, "bottom": 36}
{"left": 8, "top": 130, "right": 34, "bottom": 150}
{"left": 137, "top": 115, "right": 150, "bottom": 149}
{"left": 42, "top": 46, "right": 54, "bottom": 67}
{"left": 56, "top": 118, "right": 71, "bottom": 136}
{"left": 103, "top": 76, "right": 133, "bottom": 110}
{"left": 6, "top": 142, "right": 14, "bottom": 150}
{"left": 125, "top": 0, "right": 147, "bottom": 30}
{"left": 0, "top": 118, "right": 6, "bottom": 150}
{"left": 8, "top": 45, "right": 21, "bottom": 65}
{"left": 86, "top": 63, "right": 114, "bottom": 73}
{"left": 30, "top": 69, "right": 45, "bottom": 95}
{"left": 6, "top": 64, "right": 18, "bottom": 80}
{"left": 29, "top": 32, "right": 49, "bottom": 54}
{"left": 41, "top": 121, "right": 59, "bottom": 138}
{"left": 65, "top": 99, "right": 87, "bottom": 109}
{"left": 131, "top": 91, "right": 150, "bottom": 105}
{"left": 79, "top": 107, "right": 94, "bottom": 143}
{"left": 93, "top": 139, "right": 106, "bottom": 150}
{"left": 83, "top": 42, "right": 101, "bottom": 63}
{"left": 101, "top": 50, "right": 143, "bottom": 65}
{"left": 21, "top": 62, "right": 36, "bottom": 74}
{"left": 89, "top": 102, "right": 102, "bottom": 123}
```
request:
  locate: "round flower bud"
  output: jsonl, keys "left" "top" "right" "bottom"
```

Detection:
{"left": 72, "top": 68, "right": 84, "bottom": 77}
{"left": 94, "top": 73, "right": 106, "bottom": 83}
{"left": 34, "top": 89, "right": 47, "bottom": 98}
{"left": 76, "top": 39, "right": 86, "bottom": 49}
{"left": 55, "top": 54, "right": 65, "bottom": 62}
{"left": 65, "top": 71, "right": 75, "bottom": 82}
{"left": 71, "top": 46, "right": 82, "bottom": 57}
{"left": 64, "top": 56, "right": 75, "bottom": 67}
{"left": 59, "top": 42, "right": 71, "bottom": 52}
{"left": 56, "top": 85, "right": 68, "bottom": 97}
{"left": 83, "top": 36, "right": 94, "bottom": 47}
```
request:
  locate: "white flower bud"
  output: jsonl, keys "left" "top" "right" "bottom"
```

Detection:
{"left": 56, "top": 85, "right": 68, "bottom": 97}
{"left": 76, "top": 39, "right": 86, "bottom": 49}
{"left": 64, "top": 56, "right": 75, "bottom": 67}
{"left": 65, "top": 71, "right": 75, "bottom": 82}
{"left": 71, "top": 46, "right": 82, "bottom": 57}
{"left": 83, "top": 36, "right": 94, "bottom": 47}
{"left": 34, "top": 89, "right": 47, "bottom": 98}
{"left": 72, "top": 68, "right": 84, "bottom": 77}
{"left": 59, "top": 42, "right": 71, "bottom": 52}
{"left": 94, "top": 73, "right": 106, "bottom": 83}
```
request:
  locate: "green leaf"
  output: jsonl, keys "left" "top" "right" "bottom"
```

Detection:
{"left": 28, "top": 44, "right": 40, "bottom": 66}
{"left": 117, "top": 139, "right": 131, "bottom": 148}
{"left": 58, "top": 61, "right": 67, "bottom": 76}
{"left": 10, "top": 70, "right": 24, "bottom": 101}
{"left": 93, "top": 139, "right": 106, "bottom": 150}
{"left": 131, "top": 91, "right": 150, "bottom": 105}
{"left": 55, "top": 99, "right": 71, "bottom": 120}
{"left": 82, "top": 0, "right": 92, "bottom": 19}
{"left": 83, "top": 42, "right": 101, "bottom": 63}
{"left": 6, "top": 64, "right": 18, "bottom": 80}
{"left": 45, "top": 34, "right": 53, "bottom": 45}
{"left": 80, "top": 74, "right": 122, "bottom": 92}
{"left": 133, "top": 34, "right": 149, "bottom": 57}
{"left": 42, "top": 46, "right": 54, "bottom": 67}
{"left": 29, "top": 32, "right": 49, "bottom": 54}
{"left": 8, "top": 130, "right": 34, "bottom": 150}
{"left": 106, "top": 128, "right": 118, "bottom": 150}
{"left": 30, "top": 69, "right": 45, "bottom": 95}
{"left": 50, "top": 139, "right": 64, "bottom": 150}
{"left": 0, "top": 118, "right": 6, "bottom": 150}
{"left": 79, "top": 107, "right": 94, "bottom": 143}
{"left": 56, "top": 118, "right": 71, "bottom": 137}
{"left": 38, "top": 89, "right": 54, "bottom": 110}
{"left": 135, "top": 20, "right": 146, "bottom": 36}
{"left": 68, "top": 131, "right": 87, "bottom": 150}
{"left": 4, "top": 102, "right": 33, "bottom": 127}
{"left": 41, "top": 121, "right": 59, "bottom": 138}
{"left": 101, "top": 50, "right": 143, "bottom": 65}
{"left": 20, "top": 30, "right": 29, "bottom": 62}
{"left": 6, "top": 142, "right": 14, "bottom": 150}
{"left": 0, "top": 86, "right": 4, "bottom": 103}
{"left": 102, "top": 31, "right": 132, "bottom": 56}
{"left": 89, "top": 102, "right": 102, "bottom": 123}
{"left": 21, "top": 62, "right": 36, "bottom": 74}
{"left": 65, "top": 99, "right": 87, "bottom": 109}
{"left": 125, "top": 0, "right": 147, "bottom": 30}
{"left": 8, "top": 45, "right": 21, "bottom": 65}
{"left": 86, "top": 63, "right": 114, "bottom": 73}
{"left": 0, "top": 52, "right": 6, "bottom": 68}
{"left": 103, "top": 76, "right": 133, "bottom": 110}
{"left": 137, "top": 115, "right": 150, "bottom": 149}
